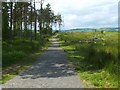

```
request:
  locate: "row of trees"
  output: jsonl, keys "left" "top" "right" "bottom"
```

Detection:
{"left": 2, "top": 1, "right": 62, "bottom": 41}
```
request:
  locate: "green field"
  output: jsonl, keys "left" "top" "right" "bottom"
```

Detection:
{"left": 58, "top": 31, "right": 118, "bottom": 88}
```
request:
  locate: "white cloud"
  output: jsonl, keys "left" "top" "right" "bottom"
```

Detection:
{"left": 36, "top": 0, "right": 119, "bottom": 29}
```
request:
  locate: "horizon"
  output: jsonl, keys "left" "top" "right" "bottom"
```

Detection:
{"left": 52, "top": 27, "right": 118, "bottom": 31}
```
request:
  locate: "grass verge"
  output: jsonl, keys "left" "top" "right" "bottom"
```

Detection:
{"left": 2, "top": 38, "right": 51, "bottom": 84}
{"left": 57, "top": 32, "right": 118, "bottom": 88}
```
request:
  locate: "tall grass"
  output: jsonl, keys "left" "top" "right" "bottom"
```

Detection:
{"left": 3, "top": 37, "right": 50, "bottom": 68}
{"left": 58, "top": 32, "right": 118, "bottom": 88}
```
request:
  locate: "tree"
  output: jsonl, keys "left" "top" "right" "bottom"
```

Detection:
{"left": 9, "top": 2, "right": 13, "bottom": 40}
{"left": 2, "top": 2, "right": 9, "bottom": 41}
{"left": 39, "top": 0, "right": 45, "bottom": 34}
{"left": 2, "top": 1, "right": 63, "bottom": 41}
{"left": 13, "top": 2, "right": 16, "bottom": 38}
{"left": 57, "top": 14, "right": 62, "bottom": 31}
{"left": 15, "top": 2, "right": 24, "bottom": 39}
{"left": 54, "top": 15, "right": 58, "bottom": 30}
{"left": 30, "top": 1, "right": 33, "bottom": 41}
{"left": 34, "top": 0, "right": 37, "bottom": 40}
{"left": 53, "top": 14, "right": 62, "bottom": 31}
{"left": 23, "top": 2, "right": 30, "bottom": 38}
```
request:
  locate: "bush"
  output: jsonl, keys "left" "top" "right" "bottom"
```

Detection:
{"left": 3, "top": 51, "right": 26, "bottom": 67}
{"left": 2, "top": 37, "right": 49, "bottom": 68}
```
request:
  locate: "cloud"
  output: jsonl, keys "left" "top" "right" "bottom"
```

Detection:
{"left": 37, "top": 0, "right": 119, "bottom": 29}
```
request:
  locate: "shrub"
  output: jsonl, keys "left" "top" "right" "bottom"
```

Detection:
{"left": 3, "top": 51, "right": 26, "bottom": 67}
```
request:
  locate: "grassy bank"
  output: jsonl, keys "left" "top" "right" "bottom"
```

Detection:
{"left": 58, "top": 32, "right": 118, "bottom": 88}
{"left": 2, "top": 36, "right": 51, "bottom": 84}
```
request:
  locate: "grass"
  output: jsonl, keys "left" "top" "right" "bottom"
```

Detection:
{"left": 80, "top": 70, "right": 117, "bottom": 88}
{"left": 58, "top": 31, "right": 118, "bottom": 88}
{"left": 2, "top": 52, "right": 42, "bottom": 84}
{"left": 2, "top": 36, "right": 51, "bottom": 84}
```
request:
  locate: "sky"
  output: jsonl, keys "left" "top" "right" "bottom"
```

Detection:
{"left": 36, "top": 0, "right": 119, "bottom": 30}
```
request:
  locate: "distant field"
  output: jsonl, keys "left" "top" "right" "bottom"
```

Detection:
{"left": 58, "top": 31, "right": 118, "bottom": 88}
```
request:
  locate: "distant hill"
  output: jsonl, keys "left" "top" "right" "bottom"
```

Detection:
{"left": 61, "top": 27, "right": 118, "bottom": 32}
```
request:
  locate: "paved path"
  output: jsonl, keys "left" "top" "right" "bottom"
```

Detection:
{"left": 3, "top": 36, "right": 83, "bottom": 88}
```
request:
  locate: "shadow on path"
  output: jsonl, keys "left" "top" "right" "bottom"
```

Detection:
{"left": 20, "top": 37, "right": 75, "bottom": 79}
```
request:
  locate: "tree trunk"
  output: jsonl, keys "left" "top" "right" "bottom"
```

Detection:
{"left": 30, "top": 2, "right": 32, "bottom": 42}
{"left": 20, "top": 6, "right": 23, "bottom": 39}
{"left": 34, "top": 0, "right": 37, "bottom": 40}
{"left": 9, "top": 2, "right": 13, "bottom": 40}
{"left": 40, "top": 1, "right": 43, "bottom": 35}
{"left": 24, "top": 4, "right": 27, "bottom": 38}
{"left": 13, "top": 3, "right": 16, "bottom": 39}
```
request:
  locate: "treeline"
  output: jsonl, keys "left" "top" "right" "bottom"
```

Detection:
{"left": 2, "top": 1, "right": 62, "bottom": 68}
{"left": 2, "top": 1, "right": 62, "bottom": 41}
{"left": 2, "top": 1, "right": 62, "bottom": 83}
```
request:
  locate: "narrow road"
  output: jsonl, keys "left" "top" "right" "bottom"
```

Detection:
{"left": 3, "top": 36, "right": 83, "bottom": 88}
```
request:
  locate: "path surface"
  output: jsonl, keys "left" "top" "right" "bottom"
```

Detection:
{"left": 3, "top": 36, "right": 83, "bottom": 88}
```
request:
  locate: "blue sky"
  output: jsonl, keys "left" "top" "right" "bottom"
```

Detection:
{"left": 36, "top": 0, "right": 118, "bottom": 30}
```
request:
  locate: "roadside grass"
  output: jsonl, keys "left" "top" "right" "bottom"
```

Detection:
{"left": 2, "top": 52, "right": 41, "bottom": 84}
{"left": 80, "top": 70, "right": 117, "bottom": 88}
{"left": 58, "top": 32, "right": 118, "bottom": 88}
{"left": 2, "top": 37, "right": 51, "bottom": 84}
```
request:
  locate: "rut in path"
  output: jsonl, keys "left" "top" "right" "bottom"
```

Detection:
{"left": 3, "top": 36, "right": 83, "bottom": 88}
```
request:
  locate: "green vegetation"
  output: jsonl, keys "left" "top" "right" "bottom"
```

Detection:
{"left": 1, "top": 1, "right": 118, "bottom": 88}
{"left": 58, "top": 32, "right": 118, "bottom": 88}
{"left": 2, "top": 37, "right": 51, "bottom": 84}
{"left": 2, "top": 1, "right": 62, "bottom": 84}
